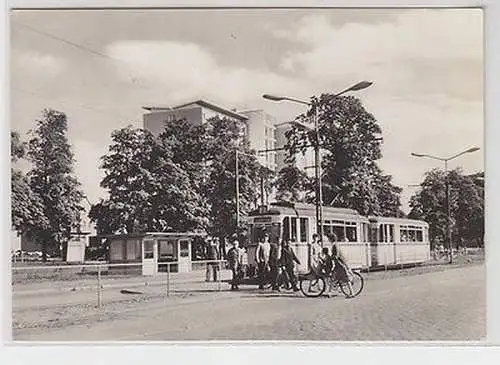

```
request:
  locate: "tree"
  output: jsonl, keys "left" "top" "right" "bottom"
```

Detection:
{"left": 90, "top": 123, "right": 209, "bottom": 234}
{"left": 203, "top": 117, "right": 261, "bottom": 243}
{"left": 408, "top": 168, "right": 484, "bottom": 249}
{"left": 26, "top": 109, "right": 84, "bottom": 261}
{"left": 11, "top": 131, "right": 48, "bottom": 237}
{"left": 273, "top": 164, "right": 312, "bottom": 202}
{"left": 283, "top": 94, "right": 402, "bottom": 216}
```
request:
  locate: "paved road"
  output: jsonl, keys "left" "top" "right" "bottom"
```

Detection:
{"left": 14, "top": 265, "right": 485, "bottom": 341}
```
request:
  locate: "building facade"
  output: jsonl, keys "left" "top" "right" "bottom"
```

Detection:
{"left": 239, "top": 109, "right": 277, "bottom": 172}
{"left": 143, "top": 99, "right": 249, "bottom": 138}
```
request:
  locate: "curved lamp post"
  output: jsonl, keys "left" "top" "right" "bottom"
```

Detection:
{"left": 411, "top": 147, "right": 480, "bottom": 263}
{"left": 263, "top": 81, "right": 373, "bottom": 244}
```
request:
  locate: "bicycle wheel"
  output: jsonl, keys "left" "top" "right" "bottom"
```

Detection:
{"left": 340, "top": 271, "right": 364, "bottom": 297}
{"left": 299, "top": 276, "right": 326, "bottom": 298}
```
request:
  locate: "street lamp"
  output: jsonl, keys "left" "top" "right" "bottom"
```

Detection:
{"left": 263, "top": 81, "right": 373, "bottom": 245}
{"left": 411, "top": 147, "right": 480, "bottom": 263}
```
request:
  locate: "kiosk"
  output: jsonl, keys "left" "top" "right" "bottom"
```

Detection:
{"left": 105, "top": 232, "right": 205, "bottom": 276}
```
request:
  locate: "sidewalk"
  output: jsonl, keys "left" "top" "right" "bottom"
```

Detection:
{"left": 13, "top": 269, "right": 233, "bottom": 296}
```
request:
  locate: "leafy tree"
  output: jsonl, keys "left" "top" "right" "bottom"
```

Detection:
{"left": 203, "top": 117, "right": 261, "bottom": 243}
{"left": 282, "top": 94, "right": 402, "bottom": 216}
{"left": 408, "top": 168, "right": 484, "bottom": 249}
{"left": 90, "top": 123, "right": 209, "bottom": 234}
{"left": 273, "top": 164, "right": 312, "bottom": 202}
{"left": 26, "top": 109, "right": 84, "bottom": 261}
{"left": 11, "top": 131, "right": 48, "bottom": 237}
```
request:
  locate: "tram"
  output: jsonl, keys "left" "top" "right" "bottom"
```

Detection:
{"left": 246, "top": 202, "right": 430, "bottom": 274}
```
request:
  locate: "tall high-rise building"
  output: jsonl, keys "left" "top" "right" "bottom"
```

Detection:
{"left": 143, "top": 99, "right": 249, "bottom": 138}
{"left": 239, "top": 109, "right": 277, "bottom": 172}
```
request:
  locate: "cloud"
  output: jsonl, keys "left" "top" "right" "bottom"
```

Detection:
{"left": 13, "top": 50, "right": 67, "bottom": 77}
{"left": 271, "top": 9, "right": 483, "bottom": 102}
{"left": 105, "top": 40, "right": 302, "bottom": 107}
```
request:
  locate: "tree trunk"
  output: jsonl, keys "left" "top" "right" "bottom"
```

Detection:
{"left": 41, "top": 241, "right": 47, "bottom": 262}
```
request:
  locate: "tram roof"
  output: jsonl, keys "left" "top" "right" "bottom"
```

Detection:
{"left": 249, "top": 202, "right": 362, "bottom": 218}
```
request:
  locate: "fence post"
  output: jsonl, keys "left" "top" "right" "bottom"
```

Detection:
{"left": 217, "top": 260, "right": 221, "bottom": 292}
{"left": 97, "top": 264, "right": 102, "bottom": 308}
{"left": 166, "top": 263, "right": 170, "bottom": 298}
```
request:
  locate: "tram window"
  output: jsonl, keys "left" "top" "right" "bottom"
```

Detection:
{"left": 409, "top": 230, "right": 416, "bottom": 242}
{"left": 379, "top": 226, "right": 384, "bottom": 242}
{"left": 346, "top": 226, "right": 357, "bottom": 242}
{"left": 400, "top": 228, "right": 408, "bottom": 242}
{"left": 389, "top": 225, "right": 395, "bottom": 242}
{"left": 291, "top": 217, "right": 298, "bottom": 242}
{"left": 416, "top": 230, "right": 423, "bottom": 242}
{"left": 300, "top": 218, "right": 308, "bottom": 242}
{"left": 282, "top": 217, "right": 290, "bottom": 242}
{"left": 324, "top": 225, "right": 331, "bottom": 235}
{"left": 333, "top": 226, "right": 345, "bottom": 241}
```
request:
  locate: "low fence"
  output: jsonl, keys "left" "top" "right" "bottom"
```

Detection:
{"left": 12, "top": 260, "right": 229, "bottom": 310}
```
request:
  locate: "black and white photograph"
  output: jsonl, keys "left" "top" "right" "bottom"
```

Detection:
{"left": 8, "top": 6, "right": 485, "bottom": 342}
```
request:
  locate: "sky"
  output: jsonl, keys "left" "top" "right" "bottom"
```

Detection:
{"left": 9, "top": 8, "right": 484, "bottom": 213}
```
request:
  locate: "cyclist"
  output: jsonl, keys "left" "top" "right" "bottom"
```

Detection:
{"left": 331, "top": 243, "right": 355, "bottom": 299}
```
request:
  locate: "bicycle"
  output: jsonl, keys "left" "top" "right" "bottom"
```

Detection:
{"left": 263, "top": 265, "right": 293, "bottom": 290}
{"left": 324, "top": 269, "right": 364, "bottom": 298}
{"left": 298, "top": 269, "right": 364, "bottom": 298}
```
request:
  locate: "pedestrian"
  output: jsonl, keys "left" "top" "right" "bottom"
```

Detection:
{"left": 256, "top": 232, "right": 271, "bottom": 289}
{"left": 239, "top": 246, "right": 248, "bottom": 279}
{"left": 268, "top": 238, "right": 281, "bottom": 291}
{"left": 227, "top": 240, "right": 241, "bottom": 290}
{"left": 309, "top": 233, "right": 322, "bottom": 275}
{"left": 205, "top": 238, "right": 220, "bottom": 282}
{"left": 280, "top": 240, "right": 301, "bottom": 292}
{"left": 319, "top": 247, "right": 333, "bottom": 276}
{"left": 331, "top": 243, "right": 354, "bottom": 298}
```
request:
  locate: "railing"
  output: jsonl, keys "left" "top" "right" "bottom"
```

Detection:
{"left": 12, "top": 260, "right": 228, "bottom": 309}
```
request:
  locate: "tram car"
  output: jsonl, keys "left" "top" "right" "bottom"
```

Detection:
{"left": 246, "top": 202, "right": 430, "bottom": 275}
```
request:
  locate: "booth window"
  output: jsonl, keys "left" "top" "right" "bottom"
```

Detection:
{"left": 110, "top": 239, "right": 124, "bottom": 261}
{"left": 126, "top": 239, "right": 140, "bottom": 260}
{"left": 179, "top": 240, "right": 189, "bottom": 258}
{"left": 143, "top": 240, "right": 154, "bottom": 259}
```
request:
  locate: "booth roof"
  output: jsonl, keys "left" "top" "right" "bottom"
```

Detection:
{"left": 98, "top": 232, "right": 207, "bottom": 239}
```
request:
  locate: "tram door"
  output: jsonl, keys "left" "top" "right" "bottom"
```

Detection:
{"left": 369, "top": 221, "right": 379, "bottom": 267}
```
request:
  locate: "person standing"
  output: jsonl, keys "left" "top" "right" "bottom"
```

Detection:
{"left": 227, "top": 240, "right": 241, "bottom": 290}
{"left": 309, "top": 233, "right": 322, "bottom": 275}
{"left": 206, "top": 238, "right": 220, "bottom": 282}
{"left": 331, "top": 243, "right": 354, "bottom": 298}
{"left": 268, "top": 239, "right": 281, "bottom": 291}
{"left": 256, "top": 232, "right": 271, "bottom": 289}
{"left": 280, "top": 240, "right": 301, "bottom": 292}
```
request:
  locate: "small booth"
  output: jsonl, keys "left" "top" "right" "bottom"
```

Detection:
{"left": 67, "top": 229, "right": 91, "bottom": 263}
{"left": 104, "top": 232, "right": 205, "bottom": 276}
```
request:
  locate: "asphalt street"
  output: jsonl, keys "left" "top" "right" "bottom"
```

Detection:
{"left": 13, "top": 264, "right": 485, "bottom": 341}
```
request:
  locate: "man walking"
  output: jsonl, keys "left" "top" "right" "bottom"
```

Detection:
{"left": 280, "top": 240, "right": 301, "bottom": 292}
{"left": 268, "top": 239, "right": 281, "bottom": 291}
{"left": 256, "top": 232, "right": 271, "bottom": 289}
{"left": 227, "top": 240, "right": 241, "bottom": 291}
